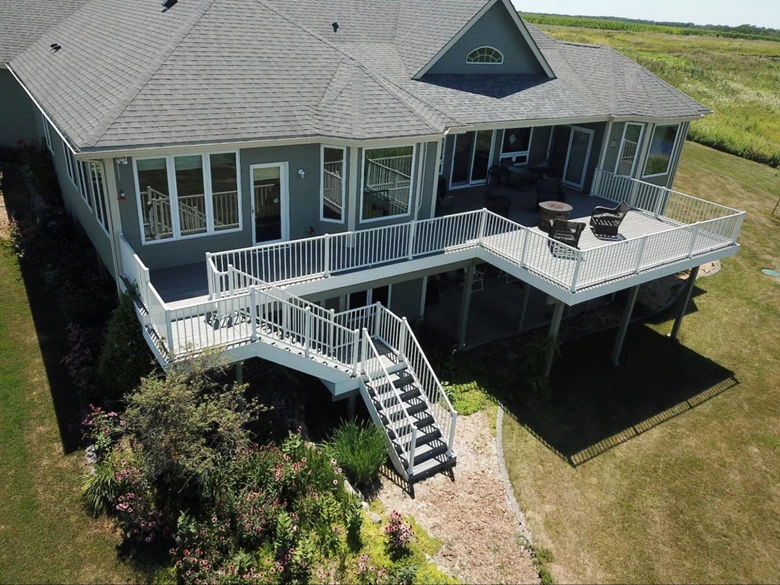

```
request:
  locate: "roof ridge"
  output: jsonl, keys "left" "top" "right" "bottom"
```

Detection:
{"left": 82, "top": 0, "right": 218, "bottom": 148}
{"left": 555, "top": 43, "right": 611, "bottom": 111}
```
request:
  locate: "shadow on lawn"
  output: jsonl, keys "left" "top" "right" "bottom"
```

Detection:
{"left": 505, "top": 324, "right": 739, "bottom": 467}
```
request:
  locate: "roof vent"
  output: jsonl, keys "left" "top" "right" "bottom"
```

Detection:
{"left": 161, "top": 0, "right": 177, "bottom": 11}
{"left": 50, "top": 43, "right": 62, "bottom": 52}
{"left": 332, "top": 22, "right": 339, "bottom": 33}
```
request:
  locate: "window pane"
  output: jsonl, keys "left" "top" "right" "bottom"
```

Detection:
{"left": 451, "top": 133, "right": 474, "bottom": 186}
{"left": 137, "top": 158, "right": 173, "bottom": 240}
{"left": 644, "top": 125, "right": 678, "bottom": 176}
{"left": 175, "top": 155, "right": 206, "bottom": 235}
{"left": 362, "top": 146, "right": 413, "bottom": 220}
{"left": 210, "top": 153, "right": 239, "bottom": 231}
{"left": 502, "top": 128, "right": 531, "bottom": 155}
{"left": 322, "top": 147, "right": 344, "bottom": 222}
{"left": 471, "top": 130, "right": 493, "bottom": 183}
{"left": 616, "top": 124, "right": 643, "bottom": 176}
{"left": 252, "top": 166, "right": 282, "bottom": 243}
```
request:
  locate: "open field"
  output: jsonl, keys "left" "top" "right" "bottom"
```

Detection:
{"left": 527, "top": 20, "right": 780, "bottom": 168}
{"left": 502, "top": 142, "right": 780, "bottom": 583}
{"left": 0, "top": 238, "right": 140, "bottom": 583}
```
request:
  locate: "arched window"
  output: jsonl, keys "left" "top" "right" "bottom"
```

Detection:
{"left": 466, "top": 46, "right": 504, "bottom": 64}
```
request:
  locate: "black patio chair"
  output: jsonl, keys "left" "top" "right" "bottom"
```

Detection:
{"left": 484, "top": 187, "right": 511, "bottom": 217}
{"left": 548, "top": 220, "right": 586, "bottom": 259}
{"left": 590, "top": 201, "right": 630, "bottom": 237}
{"left": 488, "top": 164, "right": 510, "bottom": 188}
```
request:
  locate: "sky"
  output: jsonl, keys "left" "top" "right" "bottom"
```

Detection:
{"left": 510, "top": 0, "right": 780, "bottom": 30}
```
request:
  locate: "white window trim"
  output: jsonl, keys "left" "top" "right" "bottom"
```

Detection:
{"left": 499, "top": 127, "right": 535, "bottom": 164}
{"left": 346, "top": 285, "right": 393, "bottom": 310}
{"left": 88, "top": 161, "right": 111, "bottom": 238}
{"left": 613, "top": 122, "right": 645, "bottom": 176}
{"left": 449, "top": 130, "right": 496, "bottom": 190}
{"left": 78, "top": 161, "right": 92, "bottom": 210}
{"left": 133, "top": 150, "right": 243, "bottom": 245}
{"left": 320, "top": 145, "right": 346, "bottom": 224}
{"left": 63, "top": 143, "right": 78, "bottom": 188}
{"left": 359, "top": 144, "right": 417, "bottom": 224}
{"left": 466, "top": 46, "right": 504, "bottom": 65}
{"left": 642, "top": 123, "right": 681, "bottom": 179}
{"left": 42, "top": 116, "right": 53, "bottom": 154}
{"left": 249, "top": 161, "right": 289, "bottom": 245}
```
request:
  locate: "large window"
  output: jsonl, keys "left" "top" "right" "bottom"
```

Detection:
{"left": 321, "top": 146, "right": 345, "bottom": 223}
{"left": 643, "top": 124, "right": 679, "bottom": 177}
{"left": 42, "top": 115, "right": 53, "bottom": 153}
{"left": 361, "top": 146, "right": 415, "bottom": 222}
{"left": 615, "top": 123, "right": 644, "bottom": 176}
{"left": 64, "top": 145, "right": 79, "bottom": 188}
{"left": 78, "top": 161, "right": 92, "bottom": 208}
{"left": 466, "top": 46, "right": 504, "bottom": 64}
{"left": 135, "top": 151, "right": 241, "bottom": 243}
{"left": 500, "top": 127, "right": 533, "bottom": 164}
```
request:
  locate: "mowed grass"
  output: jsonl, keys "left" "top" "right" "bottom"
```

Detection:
{"left": 532, "top": 23, "right": 780, "bottom": 168}
{"left": 0, "top": 245, "right": 140, "bottom": 584}
{"left": 502, "top": 142, "right": 780, "bottom": 583}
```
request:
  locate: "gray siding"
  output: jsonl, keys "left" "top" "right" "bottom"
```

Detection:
{"left": 528, "top": 126, "right": 551, "bottom": 165}
{"left": 32, "top": 113, "right": 115, "bottom": 274}
{"left": 389, "top": 277, "right": 424, "bottom": 320}
{"left": 0, "top": 69, "right": 37, "bottom": 149}
{"left": 601, "top": 121, "right": 626, "bottom": 173}
{"left": 576, "top": 122, "right": 606, "bottom": 192}
{"left": 426, "top": 2, "right": 544, "bottom": 75}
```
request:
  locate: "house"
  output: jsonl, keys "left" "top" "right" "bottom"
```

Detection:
{"left": 2, "top": 0, "right": 745, "bottom": 483}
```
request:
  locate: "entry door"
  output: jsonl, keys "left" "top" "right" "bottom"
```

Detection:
{"left": 250, "top": 163, "right": 289, "bottom": 244}
{"left": 562, "top": 126, "right": 595, "bottom": 190}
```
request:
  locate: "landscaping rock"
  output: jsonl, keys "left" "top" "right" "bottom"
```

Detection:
{"left": 367, "top": 511, "right": 383, "bottom": 524}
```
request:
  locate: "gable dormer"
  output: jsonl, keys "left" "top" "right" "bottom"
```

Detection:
{"left": 415, "top": 0, "right": 554, "bottom": 78}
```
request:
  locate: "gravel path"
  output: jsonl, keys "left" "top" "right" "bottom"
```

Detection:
{"left": 377, "top": 409, "right": 539, "bottom": 585}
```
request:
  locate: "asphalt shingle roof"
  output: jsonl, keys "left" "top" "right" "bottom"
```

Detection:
{"left": 6, "top": 0, "right": 710, "bottom": 152}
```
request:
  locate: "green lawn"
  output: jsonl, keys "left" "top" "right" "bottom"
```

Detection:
{"left": 0, "top": 245, "right": 140, "bottom": 584}
{"left": 530, "top": 22, "right": 780, "bottom": 168}
{"left": 502, "top": 142, "right": 780, "bottom": 583}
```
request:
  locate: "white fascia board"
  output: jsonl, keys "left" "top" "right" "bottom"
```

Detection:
{"left": 75, "top": 133, "right": 444, "bottom": 161}
{"left": 6, "top": 63, "right": 79, "bottom": 155}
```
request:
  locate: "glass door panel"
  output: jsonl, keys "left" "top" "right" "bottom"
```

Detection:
{"left": 470, "top": 130, "right": 493, "bottom": 183}
{"left": 252, "top": 165, "right": 283, "bottom": 244}
{"left": 563, "top": 127, "right": 594, "bottom": 189}
{"left": 174, "top": 155, "right": 207, "bottom": 236}
{"left": 451, "top": 132, "right": 475, "bottom": 186}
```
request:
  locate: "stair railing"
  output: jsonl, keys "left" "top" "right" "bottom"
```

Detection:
{"left": 361, "top": 330, "right": 417, "bottom": 476}
{"left": 398, "top": 318, "right": 458, "bottom": 457}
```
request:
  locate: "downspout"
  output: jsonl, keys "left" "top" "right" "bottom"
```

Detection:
{"left": 413, "top": 142, "right": 426, "bottom": 221}
{"left": 429, "top": 131, "right": 449, "bottom": 219}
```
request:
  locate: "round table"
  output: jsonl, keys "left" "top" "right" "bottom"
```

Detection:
{"left": 538, "top": 200, "right": 573, "bottom": 232}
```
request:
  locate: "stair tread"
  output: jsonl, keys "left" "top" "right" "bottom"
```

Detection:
{"left": 409, "top": 454, "right": 456, "bottom": 482}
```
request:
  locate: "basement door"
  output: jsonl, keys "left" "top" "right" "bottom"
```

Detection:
{"left": 250, "top": 162, "right": 289, "bottom": 244}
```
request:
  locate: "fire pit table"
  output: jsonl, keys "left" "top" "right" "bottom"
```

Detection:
{"left": 538, "top": 200, "right": 573, "bottom": 232}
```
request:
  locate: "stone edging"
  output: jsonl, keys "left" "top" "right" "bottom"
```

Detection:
{"left": 495, "top": 404, "right": 534, "bottom": 547}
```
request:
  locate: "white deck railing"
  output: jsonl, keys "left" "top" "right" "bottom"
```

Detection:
{"left": 208, "top": 171, "right": 743, "bottom": 296}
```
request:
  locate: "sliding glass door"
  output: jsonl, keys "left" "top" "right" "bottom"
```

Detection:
{"left": 450, "top": 130, "right": 494, "bottom": 188}
{"left": 250, "top": 163, "right": 288, "bottom": 244}
{"left": 562, "top": 126, "right": 595, "bottom": 190}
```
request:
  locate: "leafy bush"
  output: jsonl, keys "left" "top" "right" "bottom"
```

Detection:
{"left": 81, "top": 458, "right": 119, "bottom": 517}
{"left": 61, "top": 324, "right": 102, "bottom": 394}
{"left": 98, "top": 292, "right": 155, "bottom": 401}
{"left": 81, "top": 405, "right": 125, "bottom": 461}
{"left": 328, "top": 419, "right": 387, "bottom": 489}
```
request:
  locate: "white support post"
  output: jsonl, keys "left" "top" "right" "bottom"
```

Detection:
{"left": 408, "top": 426, "right": 418, "bottom": 477}
{"left": 165, "top": 308, "right": 174, "bottom": 358}
{"left": 634, "top": 236, "right": 647, "bottom": 274}
{"left": 373, "top": 301, "right": 382, "bottom": 338}
{"left": 323, "top": 234, "right": 331, "bottom": 277}
{"left": 282, "top": 292, "right": 289, "bottom": 340}
{"left": 235, "top": 361, "right": 243, "bottom": 385}
{"left": 304, "top": 307, "right": 312, "bottom": 358}
{"left": 478, "top": 209, "right": 487, "bottom": 244}
{"left": 352, "top": 329, "right": 361, "bottom": 375}
{"left": 407, "top": 221, "right": 417, "bottom": 260}
{"left": 328, "top": 308, "right": 335, "bottom": 357}
{"left": 250, "top": 286, "right": 259, "bottom": 341}
{"left": 688, "top": 223, "right": 701, "bottom": 258}
{"left": 447, "top": 411, "right": 458, "bottom": 457}
{"left": 670, "top": 266, "right": 699, "bottom": 340}
{"left": 570, "top": 253, "right": 584, "bottom": 293}
{"left": 545, "top": 300, "right": 564, "bottom": 378}
{"left": 459, "top": 265, "right": 475, "bottom": 349}
{"left": 611, "top": 284, "right": 640, "bottom": 366}
{"left": 399, "top": 317, "right": 408, "bottom": 361}
{"left": 520, "top": 228, "right": 529, "bottom": 267}
{"left": 206, "top": 252, "right": 214, "bottom": 299}
{"left": 517, "top": 284, "right": 531, "bottom": 332}
{"left": 227, "top": 264, "right": 235, "bottom": 296}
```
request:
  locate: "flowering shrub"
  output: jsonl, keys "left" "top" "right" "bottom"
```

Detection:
{"left": 235, "top": 490, "right": 283, "bottom": 548}
{"left": 82, "top": 405, "right": 125, "bottom": 461}
{"left": 113, "top": 459, "right": 167, "bottom": 545}
{"left": 385, "top": 511, "right": 414, "bottom": 559}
